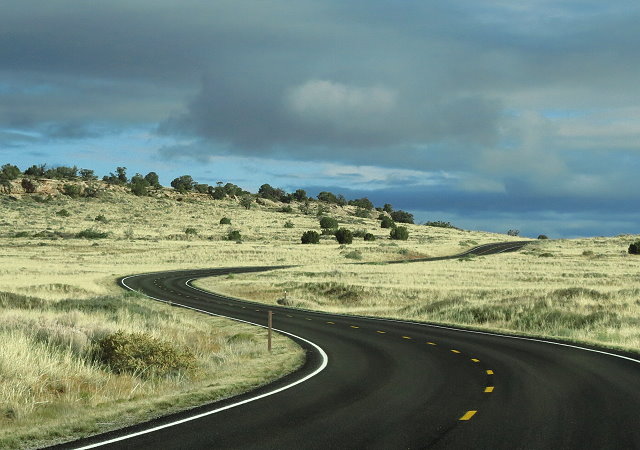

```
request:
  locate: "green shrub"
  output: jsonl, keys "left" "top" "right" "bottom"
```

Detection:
{"left": 56, "top": 209, "right": 71, "bottom": 217}
{"left": 62, "top": 183, "right": 83, "bottom": 198}
{"left": 185, "top": 227, "right": 198, "bottom": 236}
{"left": 170, "top": 175, "right": 196, "bottom": 193}
{"left": 0, "top": 164, "right": 21, "bottom": 181}
{"left": 380, "top": 216, "right": 396, "bottom": 229}
{"left": 93, "top": 331, "right": 196, "bottom": 378}
{"left": 319, "top": 216, "right": 339, "bottom": 229}
{"left": 76, "top": 229, "right": 109, "bottom": 239}
{"left": 284, "top": 220, "right": 294, "bottom": 228}
{"left": 363, "top": 233, "right": 376, "bottom": 241}
{"left": 129, "top": 174, "right": 150, "bottom": 196}
{"left": 227, "top": 230, "right": 242, "bottom": 242}
{"left": 94, "top": 214, "right": 108, "bottom": 223}
{"left": 390, "top": 226, "right": 409, "bottom": 240}
{"left": 278, "top": 205, "right": 293, "bottom": 213}
{"left": 354, "top": 208, "right": 370, "bottom": 218}
{"left": 537, "top": 234, "right": 549, "bottom": 240}
{"left": 301, "top": 230, "right": 320, "bottom": 244}
{"left": 390, "top": 210, "right": 414, "bottom": 224}
{"left": 335, "top": 228, "right": 353, "bottom": 244}
{"left": 219, "top": 217, "right": 232, "bottom": 225}
{"left": 14, "top": 231, "right": 30, "bottom": 238}
{"left": 629, "top": 241, "right": 640, "bottom": 255}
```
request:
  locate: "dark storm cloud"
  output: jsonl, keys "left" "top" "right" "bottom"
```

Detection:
{"left": 2, "top": 1, "right": 640, "bottom": 234}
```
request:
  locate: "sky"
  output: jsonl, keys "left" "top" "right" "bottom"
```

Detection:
{"left": 1, "top": 1, "right": 639, "bottom": 238}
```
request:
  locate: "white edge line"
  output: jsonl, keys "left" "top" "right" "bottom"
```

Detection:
{"left": 74, "top": 274, "right": 328, "bottom": 450}
{"left": 187, "top": 273, "right": 640, "bottom": 366}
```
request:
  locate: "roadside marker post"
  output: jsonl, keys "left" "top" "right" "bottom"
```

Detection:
{"left": 268, "top": 310, "right": 273, "bottom": 352}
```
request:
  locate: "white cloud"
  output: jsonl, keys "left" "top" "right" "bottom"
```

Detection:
{"left": 286, "top": 80, "right": 396, "bottom": 119}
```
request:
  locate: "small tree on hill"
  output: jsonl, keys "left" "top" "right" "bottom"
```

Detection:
{"left": 380, "top": 216, "right": 396, "bottom": 229}
{"left": 390, "top": 226, "right": 409, "bottom": 240}
{"left": 319, "top": 216, "right": 339, "bottom": 230}
{"left": 629, "top": 241, "right": 640, "bottom": 255}
{"left": 335, "top": 228, "right": 353, "bottom": 244}
{"left": 390, "top": 210, "right": 414, "bottom": 224}
{"left": 301, "top": 230, "right": 320, "bottom": 244}
{"left": 171, "top": 175, "right": 196, "bottom": 193}
{"left": 144, "top": 172, "right": 161, "bottom": 188}
{"left": 0, "top": 164, "right": 21, "bottom": 181}
{"left": 129, "top": 173, "right": 150, "bottom": 196}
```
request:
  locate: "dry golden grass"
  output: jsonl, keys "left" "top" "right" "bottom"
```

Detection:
{"left": 198, "top": 235, "right": 640, "bottom": 354}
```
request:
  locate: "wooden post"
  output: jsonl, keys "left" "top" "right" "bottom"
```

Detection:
{"left": 267, "top": 310, "right": 273, "bottom": 352}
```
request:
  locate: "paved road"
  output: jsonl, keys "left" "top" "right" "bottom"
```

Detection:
{"left": 54, "top": 242, "right": 640, "bottom": 449}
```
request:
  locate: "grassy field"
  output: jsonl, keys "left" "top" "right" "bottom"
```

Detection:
{"left": 2, "top": 180, "right": 636, "bottom": 447}
{"left": 198, "top": 236, "right": 640, "bottom": 354}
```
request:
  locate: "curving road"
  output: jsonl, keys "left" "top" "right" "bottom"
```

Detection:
{"left": 53, "top": 242, "right": 640, "bottom": 449}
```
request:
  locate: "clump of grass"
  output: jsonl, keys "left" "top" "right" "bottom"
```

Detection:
{"left": 184, "top": 227, "right": 198, "bottom": 236}
{"left": 94, "top": 214, "right": 108, "bottom": 223}
{"left": 343, "top": 250, "right": 363, "bottom": 260}
{"left": 219, "top": 217, "right": 232, "bottom": 225}
{"left": 56, "top": 209, "right": 71, "bottom": 217}
{"left": 94, "top": 331, "right": 196, "bottom": 378}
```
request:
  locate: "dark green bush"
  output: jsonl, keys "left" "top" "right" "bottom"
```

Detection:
{"left": 219, "top": 217, "right": 232, "bottom": 225}
{"left": 194, "top": 183, "right": 210, "bottom": 194}
{"left": 335, "top": 228, "right": 353, "bottom": 244}
{"left": 14, "top": 231, "right": 30, "bottom": 238}
{"left": 537, "top": 234, "right": 549, "bottom": 240}
{"left": 170, "top": 175, "right": 196, "bottom": 193}
{"left": 129, "top": 173, "right": 150, "bottom": 196}
{"left": 185, "top": 227, "right": 198, "bottom": 236}
{"left": 94, "top": 331, "right": 196, "bottom": 378}
{"left": 94, "top": 214, "right": 108, "bottom": 223}
{"left": 284, "top": 220, "right": 294, "bottom": 228}
{"left": 629, "top": 241, "right": 640, "bottom": 255}
{"left": 390, "top": 226, "right": 409, "bottom": 240}
{"left": 424, "top": 221, "right": 456, "bottom": 229}
{"left": 390, "top": 210, "right": 414, "bottom": 224}
{"left": 278, "top": 205, "right": 293, "bottom": 213}
{"left": 301, "top": 230, "right": 320, "bottom": 244}
{"left": 76, "top": 229, "right": 109, "bottom": 239}
{"left": 62, "top": 184, "right": 83, "bottom": 198}
{"left": 227, "top": 230, "right": 242, "bottom": 242}
{"left": 380, "top": 216, "right": 396, "bottom": 229}
{"left": 319, "top": 216, "right": 339, "bottom": 229}
{"left": 56, "top": 209, "right": 71, "bottom": 217}
{"left": 0, "top": 164, "right": 21, "bottom": 181}
{"left": 363, "top": 233, "right": 376, "bottom": 241}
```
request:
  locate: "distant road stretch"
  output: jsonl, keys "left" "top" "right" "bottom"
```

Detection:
{"left": 53, "top": 241, "right": 640, "bottom": 449}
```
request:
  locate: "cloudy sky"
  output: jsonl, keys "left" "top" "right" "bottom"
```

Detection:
{"left": 2, "top": 1, "right": 639, "bottom": 237}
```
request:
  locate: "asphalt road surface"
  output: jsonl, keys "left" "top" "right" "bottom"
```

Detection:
{"left": 53, "top": 241, "right": 640, "bottom": 449}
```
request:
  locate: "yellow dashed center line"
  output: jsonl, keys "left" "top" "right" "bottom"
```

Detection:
{"left": 350, "top": 325, "right": 360, "bottom": 329}
{"left": 305, "top": 318, "right": 312, "bottom": 321}
{"left": 426, "top": 342, "right": 437, "bottom": 345}
{"left": 486, "top": 370, "right": 494, "bottom": 375}
{"left": 451, "top": 349, "right": 461, "bottom": 354}
{"left": 471, "top": 358, "right": 480, "bottom": 363}
{"left": 402, "top": 336, "right": 412, "bottom": 340}
{"left": 459, "top": 410, "right": 477, "bottom": 421}
{"left": 376, "top": 331, "right": 386, "bottom": 334}
{"left": 484, "top": 386, "right": 494, "bottom": 393}
{"left": 326, "top": 321, "right": 335, "bottom": 324}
